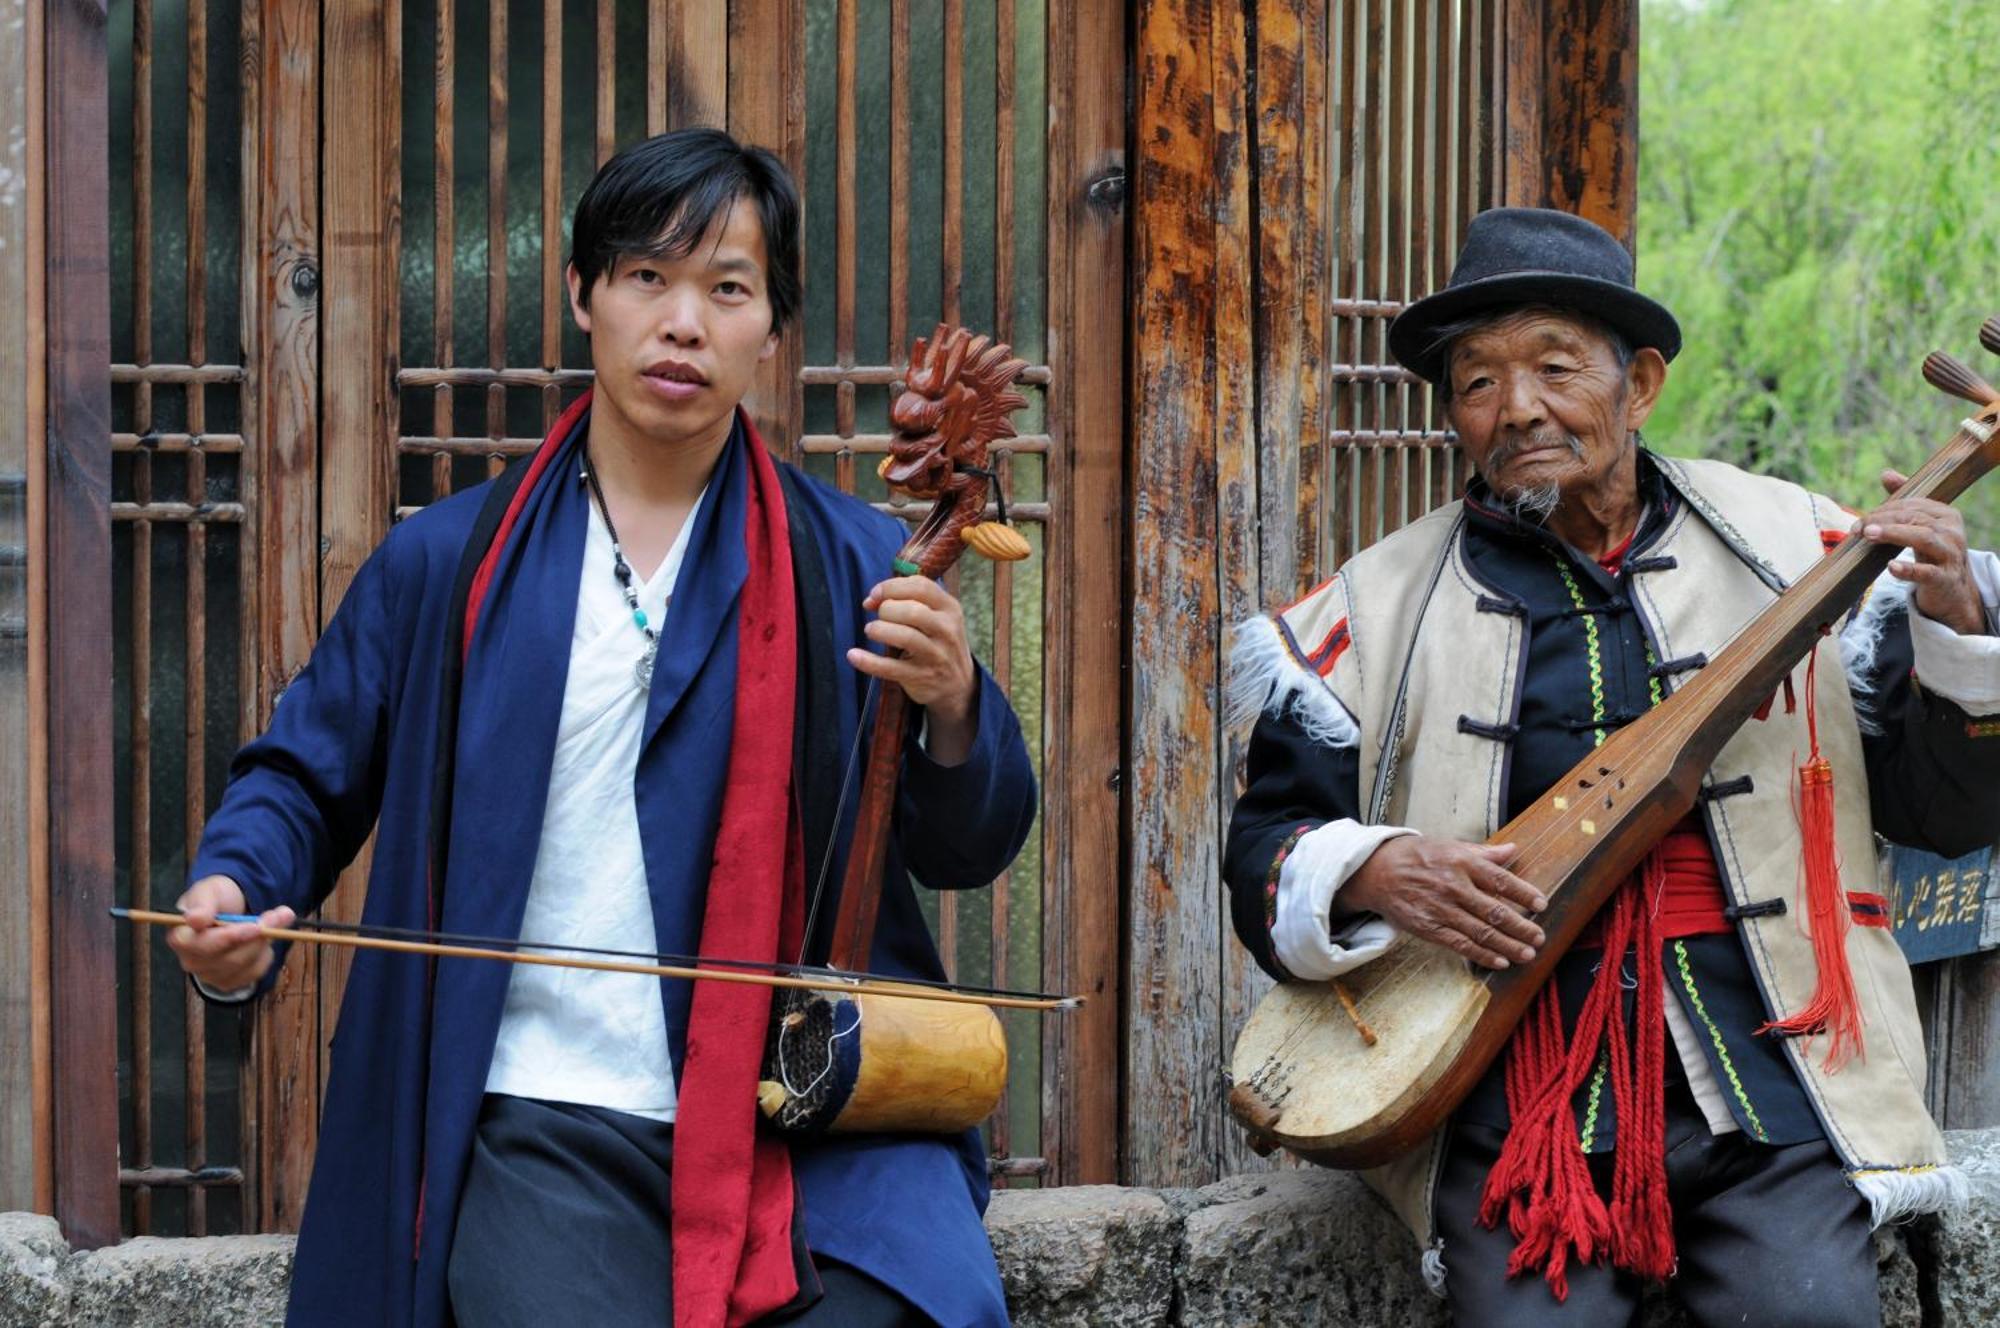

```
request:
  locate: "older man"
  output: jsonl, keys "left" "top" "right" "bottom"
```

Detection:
{"left": 1225, "top": 207, "right": 2000, "bottom": 1327}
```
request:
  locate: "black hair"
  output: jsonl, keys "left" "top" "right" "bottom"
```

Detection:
{"left": 1430, "top": 305, "right": 1634, "bottom": 404}
{"left": 567, "top": 127, "right": 802, "bottom": 332}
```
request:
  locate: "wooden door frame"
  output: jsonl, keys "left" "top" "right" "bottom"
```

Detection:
{"left": 46, "top": 0, "right": 120, "bottom": 1250}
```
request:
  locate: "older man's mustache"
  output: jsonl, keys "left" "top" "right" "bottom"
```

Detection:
{"left": 1483, "top": 430, "right": 1586, "bottom": 472}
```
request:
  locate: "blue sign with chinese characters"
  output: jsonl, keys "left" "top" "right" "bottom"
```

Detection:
{"left": 1885, "top": 843, "right": 1996, "bottom": 964}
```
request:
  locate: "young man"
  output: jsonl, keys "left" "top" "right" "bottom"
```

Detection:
{"left": 169, "top": 129, "right": 1035, "bottom": 1328}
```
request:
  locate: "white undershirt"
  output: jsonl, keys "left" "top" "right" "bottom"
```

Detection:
{"left": 481, "top": 486, "right": 706, "bottom": 1122}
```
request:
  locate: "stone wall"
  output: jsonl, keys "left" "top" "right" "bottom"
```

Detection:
{"left": 8, "top": 1129, "right": 2000, "bottom": 1326}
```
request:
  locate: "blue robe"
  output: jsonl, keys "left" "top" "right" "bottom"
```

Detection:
{"left": 191, "top": 422, "right": 1037, "bottom": 1327}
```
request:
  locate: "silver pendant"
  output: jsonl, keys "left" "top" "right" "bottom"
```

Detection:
{"left": 635, "top": 642, "right": 657, "bottom": 690}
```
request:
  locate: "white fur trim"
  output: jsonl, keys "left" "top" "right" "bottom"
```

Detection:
{"left": 1269, "top": 821, "right": 1412, "bottom": 980}
{"left": 1420, "top": 1242, "right": 1448, "bottom": 1297}
{"left": 1228, "top": 616, "right": 1361, "bottom": 750}
{"left": 1850, "top": 1163, "right": 1970, "bottom": 1228}
{"left": 1838, "top": 567, "right": 1915, "bottom": 734}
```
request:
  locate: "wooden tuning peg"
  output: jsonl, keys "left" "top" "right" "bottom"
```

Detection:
{"left": 1922, "top": 351, "right": 2000, "bottom": 407}
{"left": 1981, "top": 316, "right": 2000, "bottom": 358}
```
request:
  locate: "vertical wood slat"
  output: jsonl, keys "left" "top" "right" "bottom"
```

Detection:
{"left": 941, "top": 0, "right": 963, "bottom": 327}
{"left": 834, "top": 0, "right": 855, "bottom": 450}
{"left": 435, "top": 0, "right": 456, "bottom": 449}
{"left": 321, "top": 0, "right": 403, "bottom": 1123}
{"left": 1041, "top": 0, "right": 1124, "bottom": 1186}
{"left": 596, "top": 0, "right": 615, "bottom": 164}
{"left": 729, "top": 0, "right": 804, "bottom": 448}
{"left": 667, "top": 1, "right": 727, "bottom": 132}
{"left": 1330, "top": 0, "right": 1359, "bottom": 569}
{"left": 984, "top": 0, "right": 1017, "bottom": 1171}
{"left": 1210, "top": 0, "right": 1263, "bottom": 1181}
{"left": 246, "top": 0, "right": 322, "bottom": 1234}
{"left": 887, "top": 0, "right": 908, "bottom": 362}
{"left": 48, "top": 0, "right": 121, "bottom": 1250}
{"left": 0, "top": 0, "right": 48, "bottom": 1215}
{"left": 993, "top": 0, "right": 1014, "bottom": 348}
{"left": 541, "top": 0, "right": 561, "bottom": 429}
{"left": 131, "top": 512, "right": 154, "bottom": 1234}
{"left": 488, "top": 0, "right": 508, "bottom": 439}
{"left": 183, "top": 505, "right": 208, "bottom": 1233}
{"left": 129, "top": 0, "right": 158, "bottom": 1237}
{"left": 648, "top": 0, "right": 668, "bottom": 136}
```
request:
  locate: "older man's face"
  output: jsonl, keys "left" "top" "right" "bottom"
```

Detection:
{"left": 1443, "top": 311, "right": 1663, "bottom": 513}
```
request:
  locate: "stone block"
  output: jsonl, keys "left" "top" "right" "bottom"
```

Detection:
{"left": 1927, "top": 1127, "right": 2000, "bottom": 1328}
{"left": 66, "top": 1234, "right": 293, "bottom": 1328}
{"left": 1176, "top": 1170, "right": 1448, "bottom": 1328}
{"left": 0, "top": 1213, "right": 70, "bottom": 1327}
{"left": 985, "top": 1186, "right": 1181, "bottom": 1328}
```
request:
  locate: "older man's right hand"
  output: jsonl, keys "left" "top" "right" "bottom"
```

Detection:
{"left": 1342, "top": 836, "right": 1547, "bottom": 970}
{"left": 166, "top": 875, "right": 295, "bottom": 994}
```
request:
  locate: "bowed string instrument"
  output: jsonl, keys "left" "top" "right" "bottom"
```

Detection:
{"left": 120, "top": 323, "right": 1076, "bottom": 1138}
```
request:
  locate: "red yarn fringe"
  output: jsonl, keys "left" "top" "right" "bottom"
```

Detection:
{"left": 1758, "top": 648, "right": 1866, "bottom": 1072}
{"left": 1480, "top": 855, "right": 1675, "bottom": 1298}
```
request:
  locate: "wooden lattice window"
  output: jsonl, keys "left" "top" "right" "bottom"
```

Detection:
{"left": 1324, "top": 0, "right": 1499, "bottom": 567}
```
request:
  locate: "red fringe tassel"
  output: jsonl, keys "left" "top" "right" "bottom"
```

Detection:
{"left": 1758, "top": 647, "right": 1866, "bottom": 1071}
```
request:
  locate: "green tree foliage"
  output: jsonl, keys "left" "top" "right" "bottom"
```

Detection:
{"left": 1640, "top": 0, "right": 2000, "bottom": 544}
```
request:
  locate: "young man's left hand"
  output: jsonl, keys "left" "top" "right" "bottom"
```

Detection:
{"left": 852, "top": 575, "right": 979, "bottom": 764}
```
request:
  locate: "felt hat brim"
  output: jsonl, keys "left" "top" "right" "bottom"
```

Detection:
{"left": 1388, "top": 271, "right": 1682, "bottom": 384}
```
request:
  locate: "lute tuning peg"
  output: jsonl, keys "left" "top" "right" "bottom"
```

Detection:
{"left": 1922, "top": 351, "right": 2000, "bottom": 408}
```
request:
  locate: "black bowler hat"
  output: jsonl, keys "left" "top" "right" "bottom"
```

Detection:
{"left": 1387, "top": 207, "right": 1681, "bottom": 384}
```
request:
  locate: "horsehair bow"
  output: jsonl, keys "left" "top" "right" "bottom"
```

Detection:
{"left": 806, "top": 324, "right": 1035, "bottom": 977}
{"left": 112, "top": 908, "right": 1081, "bottom": 1012}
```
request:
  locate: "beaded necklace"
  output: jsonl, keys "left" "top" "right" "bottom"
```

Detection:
{"left": 578, "top": 448, "right": 661, "bottom": 689}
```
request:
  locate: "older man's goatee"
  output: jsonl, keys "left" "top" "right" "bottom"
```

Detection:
{"left": 1501, "top": 481, "right": 1563, "bottom": 522}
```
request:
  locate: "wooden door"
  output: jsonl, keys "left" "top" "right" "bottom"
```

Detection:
{"left": 1124, "top": 0, "right": 1636, "bottom": 1187}
{"left": 93, "top": 0, "right": 1124, "bottom": 1239}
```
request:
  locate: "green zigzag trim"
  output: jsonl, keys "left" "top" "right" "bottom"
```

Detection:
{"left": 1673, "top": 939, "right": 1768, "bottom": 1141}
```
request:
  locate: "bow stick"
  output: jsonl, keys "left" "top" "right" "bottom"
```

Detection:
{"left": 114, "top": 908, "right": 1081, "bottom": 1012}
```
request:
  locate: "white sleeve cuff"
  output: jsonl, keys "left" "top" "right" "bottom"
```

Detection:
{"left": 193, "top": 977, "right": 256, "bottom": 1003}
{"left": 1270, "top": 821, "right": 1416, "bottom": 981}
{"left": 1910, "top": 549, "right": 2000, "bottom": 715}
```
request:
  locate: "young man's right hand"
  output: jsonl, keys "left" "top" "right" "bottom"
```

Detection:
{"left": 166, "top": 875, "right": 295, "bottom": 994}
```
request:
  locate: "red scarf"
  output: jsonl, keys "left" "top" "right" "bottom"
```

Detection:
{"left": 669, "top": 412, "right": 806, "bottom": 1327}
{"left": 464, "top": 397, "right": 804, "bottom": 1325}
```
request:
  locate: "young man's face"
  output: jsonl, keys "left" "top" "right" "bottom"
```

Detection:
{"left": 566, "top": 198, "right": 780, "bottom": 453}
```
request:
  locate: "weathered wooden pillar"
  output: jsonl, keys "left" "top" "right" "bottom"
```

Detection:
{"left": 46, "top": 0, "right": 120, "bottom": 1249}
{"left": 0, "top": 0, "right": 47, "bottom": 1219}
{"left": 244, "top": 0, "right": 323, "bottom": 1233}
{"left": 1126, "top": 0, "right": 1263, "bottom": 1188}
{"left": 1499, "top": 0, "right": 1639, "bottom": 247}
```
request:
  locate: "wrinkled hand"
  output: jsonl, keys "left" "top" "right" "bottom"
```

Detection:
{"left": 1342, "top": 836, "right": 1547, "bottom": 971}
{"left": 1862, "top": 470, "right": 1986, "bottom": 635}
{"left": 849, "top": 575, "right": 979, "bottom": 762}
{"left": 165, "top": 875, "right": 295, "bottom": 994}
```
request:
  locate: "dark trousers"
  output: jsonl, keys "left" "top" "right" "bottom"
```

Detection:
{"left": 1435, "top": 1077, "right": 1880, "bottom": 1328}
{"left": 447, "top": 1094, "right": 931, "bottom": 1328}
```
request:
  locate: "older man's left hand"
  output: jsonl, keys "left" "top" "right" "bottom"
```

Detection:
{"left": 1860, "top": 470, "right": 1987, "bottom": 635}
{"left": 849, "top": 575, "right": 980, "bottom": 764}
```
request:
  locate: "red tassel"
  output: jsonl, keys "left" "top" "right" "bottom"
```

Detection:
{"left": 1758, "top": 647, "right": 1865, "bottom": 1072}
